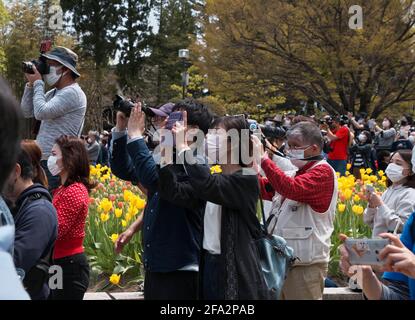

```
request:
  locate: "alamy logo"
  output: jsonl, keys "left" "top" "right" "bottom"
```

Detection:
{"left": 349, "top": 5, "right": 363, "bottom": 30}
{"left": 48, "top": 2, "right": 63, "bottom": 31}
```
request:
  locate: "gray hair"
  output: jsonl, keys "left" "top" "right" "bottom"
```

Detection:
{"left": 286, "top": 121, "right": 324, "bottom": 149}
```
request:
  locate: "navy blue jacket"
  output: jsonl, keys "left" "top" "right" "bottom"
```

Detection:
{"left": 12, "top": 184, "right": 58, "bottom": 299}
{"left": 110, "top": 135, "right": 205, "bottom": 273}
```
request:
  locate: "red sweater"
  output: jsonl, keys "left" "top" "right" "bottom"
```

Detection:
{"left": 52, "top": 183, "right": 89, "bottom": 259}
{"left": 259, "top": 158, "right": 335, "bottom": 213}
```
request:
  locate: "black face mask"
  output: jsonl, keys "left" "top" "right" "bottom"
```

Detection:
{"left": 401, "top": 121, "right": 408, "bottom": 126}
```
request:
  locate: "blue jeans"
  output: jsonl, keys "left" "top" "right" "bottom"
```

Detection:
{"left": 327, "top": 159, "right": 347, "bottom": 176}
{"left": 40, "top": 160, "right": 61, "bottom": 194}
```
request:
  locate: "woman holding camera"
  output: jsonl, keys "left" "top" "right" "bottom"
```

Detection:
{"left": 158, "top": 112, "right": 270, "bottom": 300}
{"left": 364, "top": 149, "right": 415, "bottom": 237}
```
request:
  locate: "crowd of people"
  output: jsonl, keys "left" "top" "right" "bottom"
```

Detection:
{"left": 0, "top": 45, "right": 415, "bottom": 301}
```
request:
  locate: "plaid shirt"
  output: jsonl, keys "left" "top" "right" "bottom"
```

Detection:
{"left": 259, "top": 158, "right": 335, "bottom": 213}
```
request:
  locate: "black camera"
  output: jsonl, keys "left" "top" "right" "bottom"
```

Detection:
{"left": 259, "top": 124, "right": 286, "bottom": 140}
{"left": 113, "top": 95, "right": 152, "bottom": 117}
{"left": 113, "top": 95, "right": 135, "bottom": 117}
{"left": 22, "top": 56, "right": 50, "bottom": 75}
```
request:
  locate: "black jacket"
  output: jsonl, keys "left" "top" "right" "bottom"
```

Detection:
{"left": 159, "top": 153, "right": 270, "bottom": 300}
{"left": 12, "top": 184, "right": 58, "bottom": 300}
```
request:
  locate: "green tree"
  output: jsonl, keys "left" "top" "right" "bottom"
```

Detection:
{"left": 61, "top": 0, "right": 121, "bottom": 69}
{"left": 201, "top": 0, "right": 415, "bottom": 118}
{"left": 117, "top": 0, "right": 153, "bottom": 93}
{"left": 150, "top": 0, "right": 197, "bottom": 103}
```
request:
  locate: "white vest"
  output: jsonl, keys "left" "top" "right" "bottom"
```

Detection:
{"left": 274, "top": 160, "right": 338, "bottom": 266}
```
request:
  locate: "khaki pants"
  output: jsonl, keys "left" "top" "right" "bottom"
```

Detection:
{"left": 281, "top": 263, "right": 328, "bottom": 300}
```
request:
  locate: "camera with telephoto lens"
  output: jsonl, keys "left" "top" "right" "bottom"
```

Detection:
{"left": 113, "top": 95, "right": 151, "bottom": 117}
{"left": 22, "top": 40, "right": 52, "bottom": 75}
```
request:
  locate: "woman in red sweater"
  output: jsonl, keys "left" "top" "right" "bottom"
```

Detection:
{"left": 48, "top": 135, "right": 96, "bottom": 300}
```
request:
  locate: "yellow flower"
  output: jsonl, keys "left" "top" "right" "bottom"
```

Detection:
{"left": 338, "top": 203, "right": 346, "bottom": 213}
{"left": 100, "top": 213, "right": 110, "bottom": 222}
{"left": 335, "top": 172, "right": 341, "bottom": 178}
{"left": 352, "top": 205, "right": 364, "bottom": 215}
{"left": 366, "top": 168, "right": 373, "bottom": 175}
{"left": 124, "top": 190, "right": 133, "bottom": 202}
{"left": 99, "top": 198, "right": 113, "bottom": 213}
{"left": 381, "top": 176, "right": 387, "bottom": 182}
{"left": 345, "top": 171, "right": 351, "bottom": 176}
{"left": 131, "top": 195, "right": 146, "bottom": 210}
{"left": 378, "top": 170, "right": 384, "bottom": 177}
{"left": 343, "top": 189, "right": 353, "bottom": 200}
{"left": 114, "top": 208, "right": 123, "bottom": 218}
{"left": 125, "top": 212, "right": 133, "bottom": 223}
{"left": 96, "top": 164, "right": 102, "bottom": 170}
{"left": 359, "top": 168, "right": 366, "bottom": 176}
{"left": 353, "top": 195, "right": 360, "bottom": 202}
{"left": 110, "top": 234, "right": 119, "bottom": 243}
{"left": 210, "top": 165, "right": 222, "bottom": 174}
{"left": 362, "top": 174, "right": 370, "bottom": 181}
{"left": 370, "top": 175, "right": 378, "bottom": 183}
{"left": 121, "top": 219, "right": 127, "bottom": 227}
{"left": 346, "top": 163, "right": 352, "bottom": 171}
{"left": 109, "top": 274, "right": 121, "bottom": 285}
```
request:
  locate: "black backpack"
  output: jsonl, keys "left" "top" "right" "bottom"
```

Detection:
{"left": 15, "top": 192, "right": 54, "bottom": 296}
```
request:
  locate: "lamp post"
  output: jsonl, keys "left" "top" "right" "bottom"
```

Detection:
{"left": 178, "top": 49, "right": 190, "bottom": 99}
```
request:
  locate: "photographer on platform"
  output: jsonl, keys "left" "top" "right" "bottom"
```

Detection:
{"left": 21, "top": 47, "right": 87, "bottom": 192}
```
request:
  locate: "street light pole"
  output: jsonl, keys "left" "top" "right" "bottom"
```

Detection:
{"left": 178, "top": 49, "right": 190, "bottom": 99}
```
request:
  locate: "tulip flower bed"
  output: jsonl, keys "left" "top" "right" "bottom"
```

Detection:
{"left": 85, "top": 165, "right": 146, "bottom": 290}
{"left": 329, "top": 165, "right": 387, "bottom": 278}
{"left": 85, "top": 164, "right": 388, "bottom": 290}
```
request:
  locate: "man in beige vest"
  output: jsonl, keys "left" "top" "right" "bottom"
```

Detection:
{"left": 255, "top": 121, "right": 338, "bottom": 300}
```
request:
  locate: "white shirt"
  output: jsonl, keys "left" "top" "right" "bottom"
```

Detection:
{"left": 203, "top": 202, "right": 222, "bottom": 255}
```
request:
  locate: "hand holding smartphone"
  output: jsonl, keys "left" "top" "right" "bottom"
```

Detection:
{"left": 345, "top": 238, "right": 390, "bottom": 266}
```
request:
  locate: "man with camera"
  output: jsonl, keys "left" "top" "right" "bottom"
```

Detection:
{"left": 322, "top": 115, "right": 350, "bottom": 176}
{"left": 110, "top": 99, "right": 213, "bottom": 300}
{"left": 21, "top": 47, "right": 87, "bottom": 192}
{"left": 254, "top": 121, "right": 337, "bottom": 300}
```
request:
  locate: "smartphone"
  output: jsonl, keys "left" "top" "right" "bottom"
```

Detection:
{"left": 165, "top": 111, "right": 183, "bottom": 130}
{"left": 345, "top": 238, "right": 390, "bottom": 266}
{"left": 366, "top": 184, "right": 375, "bottom": 195}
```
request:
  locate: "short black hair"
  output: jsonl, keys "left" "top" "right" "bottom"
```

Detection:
{"left": 0, "top": 77, "right": 21, "bottom": 190}
{"left": 16, "top": 148, "right": 34, "bottom": 181}
{"left": 173, "top": 99, "right": 214, "bottom": 134}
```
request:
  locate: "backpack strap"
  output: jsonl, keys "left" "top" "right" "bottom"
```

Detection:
{"left": 411, "top": 218, "right": 415, "bottom": 244}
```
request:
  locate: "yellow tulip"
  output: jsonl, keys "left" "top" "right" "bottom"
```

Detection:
{"left": 124, "top": 190, "right": 133, "bottom": 202}
{"left": 370, "top": 175, "right": 378, "bottom": 183}
{"left": 352, "top": 205, "right": 364, "bottom": 215}
{"left": 345, "top": 171, "right": 350, "bottom": 177}
{"left": 359, "top": 168, "right": 366, "bottom": 175}
{"left": 114, "top": 208, "right": 123, "bottom": 218}
{"left": 110, "top": 234, "right": 119, "bottom": 243}
{"left": 210, "top": 165, "right": 223, "bottom": 174}
{"left": 337, "top": 204, "right": 346, "bottom": 213}
{"left": 366, "top": 168, "right": 373, "bottom": 175}
{"left": 131, "top": 196, "right": 146, "bottom": 210}
{"left": 100, "top": 213, "right": 110, "bottom": 222}
{"left": 353, "top": 195, "right": 360, "bottom": 202}
{"left": 109, "top": 274, "right": 121, "bottom": 285}
{"left": 99, "top": 198, "right": 113, "bottom": 213}
{"left": 378, "top": 170, "right": 384, "bottom": 177}
{"left": 121, "top": 219, "right": 127, "bottom": 227}
{"left": 343, "top": 189, "right": 353, "bottom": 200}
{"left": 346, "top": 163, "right": 352, "bottom": 171}
{"left": 335, "top": 172, "right": 341, "bottom": 178}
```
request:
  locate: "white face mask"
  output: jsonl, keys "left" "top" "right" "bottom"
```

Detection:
{"left": 286, "top": 145, "right": 311, "bottom": 160}
{"left": 385, "top": 163, "right": 406, "bottom": 183}
{"left": 47, "top": 155, "right": 62, "bottom": 176}
{"left": 358, "top": 134, "right": 367, "bottom": 143}
{"left": 44, "top": 66, "right": 65, "bottom": 86}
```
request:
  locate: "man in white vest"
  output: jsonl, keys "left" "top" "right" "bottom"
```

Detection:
{"left": 255, "top": 121, "right": 338, "bottom": 300}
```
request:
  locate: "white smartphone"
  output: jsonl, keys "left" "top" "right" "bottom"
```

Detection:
{"left": 345, "top": 238, "right": 390, "bottom": 266}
